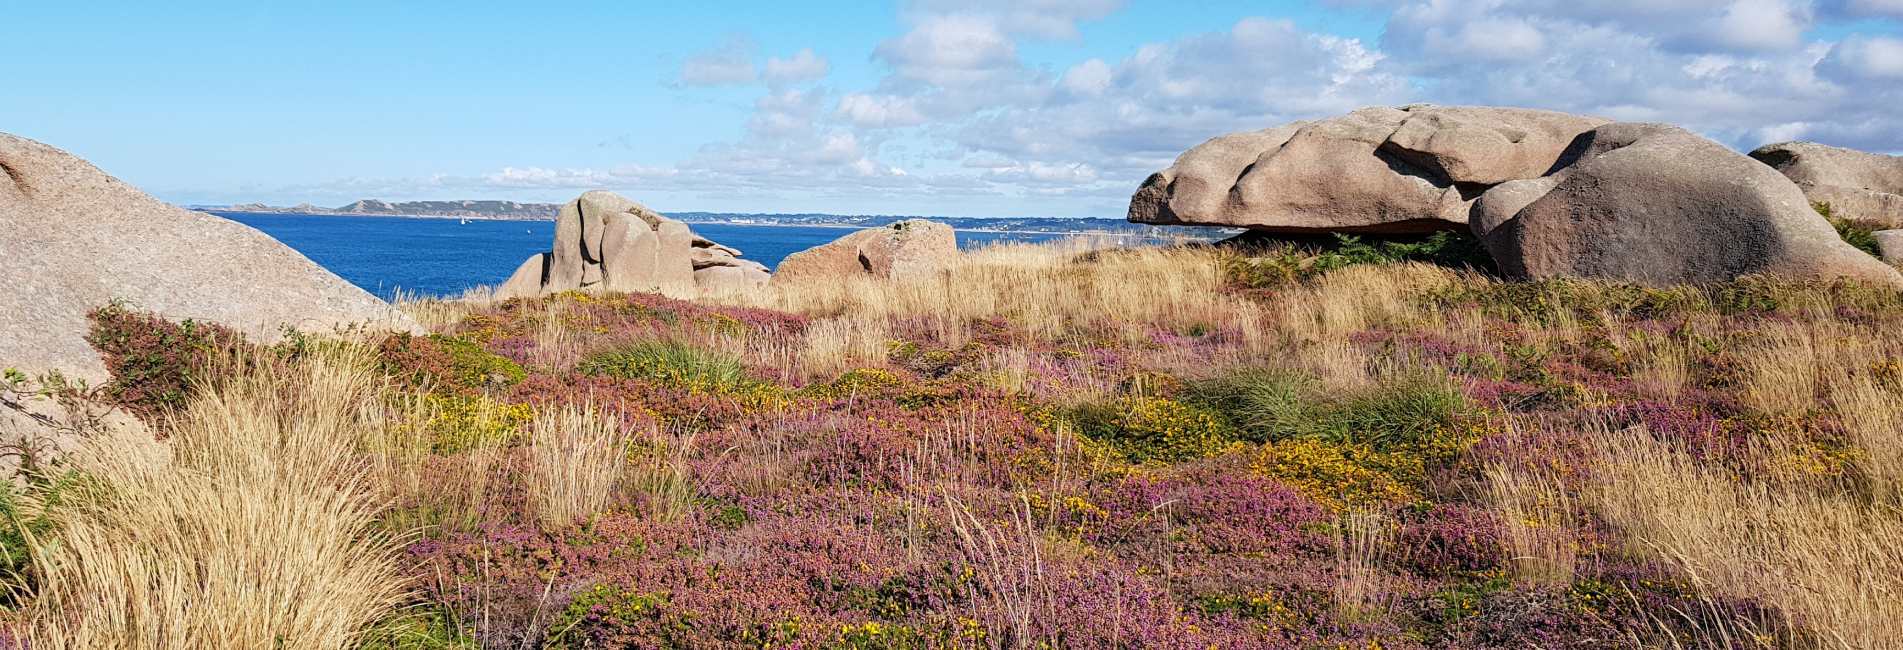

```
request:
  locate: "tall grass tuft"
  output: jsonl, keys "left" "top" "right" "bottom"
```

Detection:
{"left": 527, "top": 404, "right": 633, "bottom": 528}
{"left": 1587, "top": 426, "right": 1903, "bottom": 648}
{"left": 24, "top": 347, "right": 408, "bottom": 649}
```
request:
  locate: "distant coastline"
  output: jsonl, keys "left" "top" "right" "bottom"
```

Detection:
{"left": 193, "top": 199, "right": 1218, "bottom": 237}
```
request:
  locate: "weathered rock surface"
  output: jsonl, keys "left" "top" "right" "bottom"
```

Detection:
{"left": 1134, "top": 105, "right": 1903, "bottom": 287}
{"left": 774, "top": 220, "right": 959, "bottom": 282}
{"left": 1750, "top": 141, "right": 1903, "bottom": 226}
{"left": 1129, "top": 105, "right": 1607, "bottom": 234}
{"left": 1472, "top": 123, "right": 1902, "bottom": 286}
{"left": 494, "top": 190, "right": 761, "bottom": 299}
{"left": 0, "top": 132, "right": 420, "bottom": 383}
{"left": 1876, "top": 230, "right": 1903, "bottom": 265}
{"left": 694, "top": 261, "right": 771, "bottom": 293}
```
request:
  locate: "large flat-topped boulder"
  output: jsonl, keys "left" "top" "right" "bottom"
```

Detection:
{"left": 1128, "top": 105, "right": 1608, "bottom": 234}
{"left": 0, "top": 132, "right": 420, "bottom": 382}
{"left": 774, "top": 220, "right": 958, "bottom": 282}
{"left": 494, "top": 190, "right": 763, "bottom": 299}
{"left": 1750, "top": 141, "right": 1903, "bottom": 226}
{"left": 1473, "top": 124, "right": 1902, "bottom": 286}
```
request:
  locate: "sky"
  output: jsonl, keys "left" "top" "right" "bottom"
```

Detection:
{"left": 4, "top": 1, "right": 1901, "bottom": 218}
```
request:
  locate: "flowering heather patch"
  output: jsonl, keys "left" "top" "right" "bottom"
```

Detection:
{"left": 56, "top": 245, "right": 1903, "bottom": 648}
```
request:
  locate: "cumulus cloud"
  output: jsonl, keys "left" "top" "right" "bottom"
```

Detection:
{"left": 328, "top": 0, "right": 1903, "bottom": 214}
{"left": 1820, "top": 35, "right": 1903, "bottom": 80}
{"left": 874, "top": 14, "right": 1021, "bottom": 87}
{"left": 678, "top": 35, "right": 759, "bottom": 86}
{"left": 837, "top": 93, "right": 929, "bottom": 128}
{"left": 764, "top": 49, "right": 830, "bottom": 84}
{"left": 680, "top": 38, "right": 831, "bottom": 87}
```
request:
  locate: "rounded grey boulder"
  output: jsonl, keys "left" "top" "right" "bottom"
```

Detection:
{"left": 1473, "top": 124, "right": 1902, "bottom": 286}
{"left": 1129, "top": 105, "right": 1607, "bottom": 234}
{"left": 0, "top": 132, "right": 421, "bottom": 382}
{"left": 1750, "top": 141, "right": 1903, "bottom": 226}
{"left": 494, "top": 190, "right": 762, "bottom": 299}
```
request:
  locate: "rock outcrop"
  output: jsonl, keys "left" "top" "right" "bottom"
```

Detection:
{"left": 493, "top": 191, "right": 765, "bottom": 299}
{"left": 1131, "top": 105, "right": 1903, "bottom": 287}
{"left": 1128, "top": 105, "right": 1608, "bottom": 234}
{"left": 773, "top": 220, "right": 959, "bottom": 282}
{"left": 0, "top": 132, "right": 420, "bottom": 383}
{"left": 1471, "top": 123, "right": 1901, "bottom": 286}
{"left": 1749, "top": 142, "right": 1903, "bottom": 226}
{"left": 1876, "top": 230, "right": 1903, "bottom": 265}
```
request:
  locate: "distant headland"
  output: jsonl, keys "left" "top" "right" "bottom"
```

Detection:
{"left": 193, "top": 199, "right": 1206, "bottom": 236}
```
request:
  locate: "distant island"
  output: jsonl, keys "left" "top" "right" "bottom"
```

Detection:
{"left": 193, "top": 199, "right": 1221, "bottom": 236}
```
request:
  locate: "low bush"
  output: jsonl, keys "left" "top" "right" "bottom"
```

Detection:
{"left": 1188, "top": 367, "right": 1473, "bottom": 456}
{"left": 84, "top": 302, "right": 248, "bottom": 421}
{"left": 1068, "top": 395, "right": 1239, "bottom": 463}
{"left": 1223, "top": 231, "right": 1495, "bottom": 288}
{"left": 378, "top": 333, "right": 526, "bottom": 393}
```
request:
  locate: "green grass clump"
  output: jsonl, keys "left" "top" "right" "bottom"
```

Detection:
{"left": 580, "top": 340, "right": 750, "bottom": 392}
{"left": 1816, "top": 202, "right": 1887, "bottom": 259}
{"left": 1185, "top": 367, "right": 1479, "bottom": 509}
{"left": 1187, "top": 368, "right": 1471, "bottom": 455}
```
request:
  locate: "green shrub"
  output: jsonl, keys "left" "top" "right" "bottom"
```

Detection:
{"left": 378, "top": 333, "right": 525, "bottom": 393}
{"left": 1069, "top": 395, "right": 1239, "bottom": 463}
{"left": 1817, "top": 202, "right": 1887, "bottom": 258}
{"left": 579, "top": 341, "right": 748, "bottom": 391}
{"left": 84, "top": 302, "right": 248, "bottom": 420}
{"left": 1223, "top": 231, "right": 1494, "bottom": 288}
{"left": 1187, "top": 367, "right": 1473, "bottom": 458}
{"left": 434, "top": 335, "right": 526, "bottom": 388}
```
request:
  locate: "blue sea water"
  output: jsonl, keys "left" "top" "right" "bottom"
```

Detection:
{"left": 211, "top": 212, "right": 1088, "bottom": 300}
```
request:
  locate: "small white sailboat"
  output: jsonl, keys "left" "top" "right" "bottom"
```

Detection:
{"left": 460, "top": 217, "right": 469, "bottom": 225}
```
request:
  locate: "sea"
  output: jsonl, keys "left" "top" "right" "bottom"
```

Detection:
{"left": 211, "top": 212, "right": 1121, "bottom": 300}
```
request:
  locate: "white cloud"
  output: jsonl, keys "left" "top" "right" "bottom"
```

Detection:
{"left": 837, "top": 93, "right": 929, "bottom": 128}
{"left": 289, "top": 1, "right": 1903, "bottom": 215}
{"left": 1820, "top": 35, "right": 1903, "bottom": 80}
{"left": 764, "top": 49, "right": 830, "bottom": 84}
{"left": 874, "top": 14, "right": 1021, "bottom": 87}
{"left": 678, "top": 36, "right": 759, "bottom": 86}
{"left": 1059, "top": 59, "right": 1114, "bottom": 96}
{"left": 905, "top": 0, "right": 1124, "bottom": 38}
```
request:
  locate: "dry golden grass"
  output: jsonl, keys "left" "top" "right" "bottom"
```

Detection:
{"left": 796, "top": 315, "right": 893, "bottom": 379}
{"left": 1272, "top": 262, "right": 1457, "bottom": 344}
{"left": 1485, "top": 462, "right": 1578, "bottom": 588}
{"left": 526, "top": 403, "right": 634, "bottom": 527}
{"left": 1332, "top": 509, "right": 1392, "bottom": 619}
{"left": 627, "top": 420, "right": 698, "bottom": 522}
{"left": 363, "top": 390, "right": 503, "bottom": 535}
{"left": 720, "top": 240, "right": 1269, "bottom": 351}
{"left": 1830, "top": 375, "right": 1903, "bottom": 501}
{"left": 1587, "top": 426, "right": 1903, "bottom": 649}
{"left": 24, "top": 348, "right": 407, "bottom": 649}
{"left": 1740, "top": 325, "right": 1825, "bottom": 416}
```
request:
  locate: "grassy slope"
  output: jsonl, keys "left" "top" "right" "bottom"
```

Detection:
{"left": 9, "top": 239, "right": 1903, "bottom": 648}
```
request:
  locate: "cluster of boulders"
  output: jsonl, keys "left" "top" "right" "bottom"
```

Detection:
{"left": 773, "top": 219, "right": 958, "bottom": 282}
{"left": 1749, "top": 141, "right": 1903, "bottom": 264}
{"left": 493, "top": 191, "right": 770, "bottom": 299}
{"left": 1130, "top": 104, "right": 1903, "bottom": 286}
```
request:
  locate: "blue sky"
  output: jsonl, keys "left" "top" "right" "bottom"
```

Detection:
{"left": 5, "top": 1, "right": 1900, "bottom": 217}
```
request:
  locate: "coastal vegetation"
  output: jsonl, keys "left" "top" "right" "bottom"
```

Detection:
{"left": 6, "top": 236, "right": 1903, "bottom": 648}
